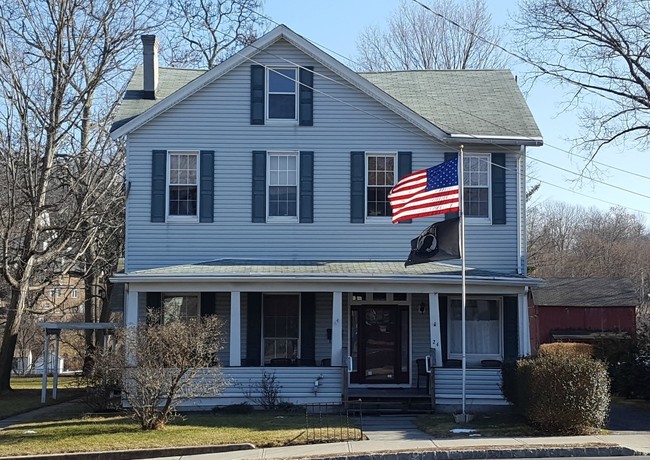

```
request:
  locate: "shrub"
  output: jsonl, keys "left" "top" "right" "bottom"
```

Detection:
{"left": 212, "top": 402, "right": 254, "bottom": 414}
{"left": 105, "top": 314, "right": 227, "bottom": 430}
{"left": 518, "top": 353, "right": 610, "bottom": 434}
{"left": 539, "top": 342, "right": 592, "bottom": 357}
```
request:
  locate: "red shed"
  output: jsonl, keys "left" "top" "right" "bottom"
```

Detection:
{"left": 529, "top": 277, "right": 638, "bottom": 353}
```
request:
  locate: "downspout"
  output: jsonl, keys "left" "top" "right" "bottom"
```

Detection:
{"left": 517, "top": 146, "right": 526, "bottom": 275}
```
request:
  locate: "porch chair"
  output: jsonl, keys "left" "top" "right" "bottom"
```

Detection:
{"left": 416, "top": 358, "right": 429, "bottom": 390}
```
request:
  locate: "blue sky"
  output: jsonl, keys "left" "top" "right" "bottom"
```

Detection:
{"left": 265, "top": 0, "right": 650, "bottom": 219}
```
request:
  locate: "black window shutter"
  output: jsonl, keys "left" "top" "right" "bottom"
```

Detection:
{"left": 246, "top": 293, "right": 262, "bottom": 366}
{"left": 439, "top": 295, "right": 448, "bottom": 365}
{"left": 252, "top": 151, "right": 266, "bottom": 223}
{"left": 151, "top": 150, "right": 167, "bottom": 222}
{"left": 397, "top": 151, "right": 412, "bottom": 224}
{"left": 250, "top": 65, "right": 265, "bottom": 125}
{"left": 350, "top": 151, "right": 365, "bottom": 223}
{"left": 200, "top": 292, "right": 216, "bottom": 317}
{"left": 491, "top": 153, "right": 506, "bottom": 225}
{"left": 444, "top": 152, "right": 459, "bottom": 220}
{"left": 503, "top": 296, "right": 519, "bottom": 363}
{"left": 199, "top": 150, "right": 214, "bottom": 223}
{"left": 300, "top": 293, "right": 316, "bottom": 361}
{"left": 299, "top": 151, "right": 314, "bottom": 223}
{"left": 146, "top": 292, "right": 162, "bottom": 324}
{"left": 298, "top": 66, "right": 314, "bottom": 126}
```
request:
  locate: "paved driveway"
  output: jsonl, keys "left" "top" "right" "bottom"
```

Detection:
{"left": 607, "top": 401, "right": 650, "bottom": 432}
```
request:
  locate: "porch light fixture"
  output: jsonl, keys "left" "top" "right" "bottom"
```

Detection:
{"left": 418, "top": 302, "right": 426, "bottom": 315}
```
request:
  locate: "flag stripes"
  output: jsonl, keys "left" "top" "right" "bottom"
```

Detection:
{"left": 389, "top": 157, "right": 459, "bottom": 223}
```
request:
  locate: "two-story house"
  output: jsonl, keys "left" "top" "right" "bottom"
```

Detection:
{"left": 110, "top": 25, "right": 542, "bottom": 409}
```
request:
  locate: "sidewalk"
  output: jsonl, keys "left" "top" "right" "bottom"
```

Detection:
{"left": 169, "top": 415, "right": 650, "bottom": 460}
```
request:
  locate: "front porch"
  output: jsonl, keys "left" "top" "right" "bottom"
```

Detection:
{"left": 118, "top": 260, "right": 535, "bottom": 410}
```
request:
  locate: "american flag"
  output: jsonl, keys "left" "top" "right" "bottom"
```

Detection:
{"left": 389, "top": 157, "right": 459, "bottom": 223}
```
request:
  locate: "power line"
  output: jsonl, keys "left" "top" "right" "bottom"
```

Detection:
{"left": 167, "top": 18, "right": 650, "bottom": 214}
{"left": 242, "top": 5, "right": 650, "bottom": 184}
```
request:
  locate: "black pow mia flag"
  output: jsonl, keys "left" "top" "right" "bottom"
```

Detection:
{"left": 405, "top": 217, "right": 461, "bottom": 267}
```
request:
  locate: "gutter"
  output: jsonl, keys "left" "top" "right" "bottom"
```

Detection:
{"left": 448, "top": 133, "right": 543, "bottom": 147}
{"left": 111, "top": 272, "right": 544, "bottom": 287}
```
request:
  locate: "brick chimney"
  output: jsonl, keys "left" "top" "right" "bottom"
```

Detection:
{"left": 141, "top": 35, "right": 159, "bottom": 100}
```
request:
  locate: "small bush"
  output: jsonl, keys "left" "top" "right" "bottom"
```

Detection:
{"left": 518, "top": 353, "right": 610, "bottom": 434}
{"left": 539, "top": 342, "right": 592, "bottom": 357}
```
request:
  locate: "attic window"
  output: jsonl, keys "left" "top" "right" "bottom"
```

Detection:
{"left": 266, "top": 68, "right": 297, "bottom": 121}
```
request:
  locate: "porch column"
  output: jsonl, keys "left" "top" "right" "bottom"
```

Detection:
{"left": 428, "top": 292, "right": 443, "bottom": 367}
{"left": 52, "top": 330, "right": 60, "bottom": 400}
{"left": 125, "top": 285, "right": 139, "bottom": 366}
{"left": 125, "top": 285, "right": 138, "bottom": 328}
{"left": 518, "top": 292, "right": 531, "bottom": 356}
{"left": 40, "top": 332, "right": 50, "bottom": 403}
{"left": 331, "top": 291, "right": 343, "bottom": 366}
{"left": 230, "top": 291, "right": 241, "bottom": 366}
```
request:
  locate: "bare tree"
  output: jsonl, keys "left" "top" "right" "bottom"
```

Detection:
{"left": 512, "top": 0, "right": 650, "bottom": 161}
{"left": 527, "top": 201, "right": 650, "bottom": 298}
{"left": 163, "top": 0, "right": 267, "bottom": 69}
{"left": 0, "top": 0, "right": 158, "bottom": 392}
{"left": 119, "top": 315, "right": 225, "bottom": 430}
{"left": 356, "top": 0, "right": 508, "bottom": 71}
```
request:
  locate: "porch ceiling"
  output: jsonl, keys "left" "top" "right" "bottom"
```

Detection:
{"left": 112, "top": 259, "right": 540, "bottom": 288}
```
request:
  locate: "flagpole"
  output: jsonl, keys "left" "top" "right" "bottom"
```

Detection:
{"left": 459, "top": 144, "right": 467, "bottom": 417}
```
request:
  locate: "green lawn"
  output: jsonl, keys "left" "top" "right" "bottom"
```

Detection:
{"left": 0, "top": 376, "right": 85, "bottom": 420}
{"left": 0, "top": 411, "right": 360, "bottom": 457}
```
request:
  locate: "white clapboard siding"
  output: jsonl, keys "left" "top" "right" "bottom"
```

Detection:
{"left": 434, "top": 368, "right": 507, "bottom": 406}
{"left": 125, "top": 39, "right": 522, "bottom": 274}
{"left": 176, "top": 366, "right": 344, "bottom": 409}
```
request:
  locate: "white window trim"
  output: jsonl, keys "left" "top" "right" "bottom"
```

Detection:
{"left": 365, "top": 151, "right": 397, "bottom": 223}
{"left": 463, "top": 153, "right": 492, "bottom": 224}
{"left": 71, "top": 289, "right": 78, "bottom": 299}
{"left": 447, "top": 296, "right": 503, "bottom": 363}
{"left": 161, "top": 292, "right": 201, "bottom": 323}
{"left": 262, "top": 293, "right": 301, "bottom": 364}
{"left": 265, "top": 67, "right": 299, "bottom": 123}
{"left": 166, "top": 150, "right": 200, "bottom": 223}
{"left": 266, "top": 151, "right": 300, "bottom": 223}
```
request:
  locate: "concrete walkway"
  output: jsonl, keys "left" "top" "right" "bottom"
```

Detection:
{"left": 361, "top": 415, "right": 433, "bottom": 441}
{"left": 153, "top": 433, "right": 650, "bottom": 459}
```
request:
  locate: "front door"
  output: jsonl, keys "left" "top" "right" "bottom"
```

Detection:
{"left": 350, "top": 305, "right": 409, "bottom": 384}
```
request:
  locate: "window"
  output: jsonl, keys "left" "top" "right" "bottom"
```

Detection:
{"left": 268, "top": 152, "right": 298, "bottom": 220}
{"left": 71, "top": 289, "right": 78, "bottom": 299}
{"left": 366, "top": 153, "right": 396, "bottom": 218}
{"left": 162, "top": 293, "right": 199, "bottom": 323}
{"left": 448, "top": 297, "right": 502, "bottom": 362}
{"left": 463, "top": 154, "right": 490, "bottom": 218}
{"left": 168, "top": 151, "right": 198, "bottom": 218}
{"left": 266, "top": 68, "right": 297, "bottom": 121}
{"left": 263, "top": 294, "right": 300, "bottom": 363}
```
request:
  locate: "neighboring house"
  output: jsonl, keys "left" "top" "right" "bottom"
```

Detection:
{"left": 110, "top": 25, "right": 543, "bottom": 408}
{"left": 529, "top": 277, "right": 638, "bottom": 352}
{"left": 37, "top": 275, "right": 85, "bottom": 321}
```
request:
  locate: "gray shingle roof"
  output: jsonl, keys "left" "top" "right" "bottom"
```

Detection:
{"left": 111, "top": 66, "right": 541, "bottom": 140}
{"left": 532, "top": 277, "right": 639, "bottom": 307}
{"left": 111, "top": 66, "right": 203, "bottom": 132}
{"left": 121, "top": 259, "right": 530, "bottom": 281}
{"left": 359, "top": 70, "right": 541, "bottom": 138}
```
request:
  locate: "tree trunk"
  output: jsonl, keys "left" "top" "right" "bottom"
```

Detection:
{"left": 0, "top": 291, "right": 21, "bottom": 392}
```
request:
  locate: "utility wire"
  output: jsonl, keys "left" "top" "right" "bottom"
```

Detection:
{"left": 167, "top": 17, "right": 650, "bottom": 214}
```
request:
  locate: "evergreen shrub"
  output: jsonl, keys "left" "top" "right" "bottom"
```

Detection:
{"left": 517, "top": 353, "right": 610, "bottom": 434}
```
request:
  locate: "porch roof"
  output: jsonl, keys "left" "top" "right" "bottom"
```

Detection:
{"left": 113, "top": 259, "right": 540, "bottom": 287}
